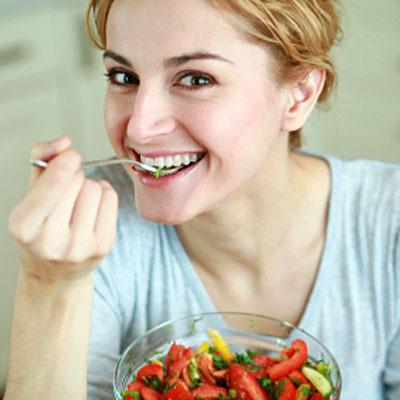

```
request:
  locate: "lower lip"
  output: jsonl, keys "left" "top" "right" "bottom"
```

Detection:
{"left": 135, "top": 159, "right": 203, "bottom": 187}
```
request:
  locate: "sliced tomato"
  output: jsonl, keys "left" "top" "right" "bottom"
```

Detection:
{"left": 168, "top": 347, "right": 196, "bottom": 383}
{"left": 197, "top": 353, "right": 217, "bottom": 385}
{"left": 229, "top": 363, "right": 268, "bottom": 400}
{"left": 309, "top": 394, "right": 323, "bottom": 400}
{"left": 280, "top": 348, "right": 295, "bottom": 362}
{"left": 240, "top": 355, "right": 279, "bottom": 379}
{"left": 288, "top": 370, "right": 309, "bottom": 386}
{"left": 268, "top": 340, "right": 308, "bottom": 382}
{"left": 137, "top": 363, "right": 165, "bottom": 384}
{"left": 211, "top": 368, "right": 229, "bottom": 380}
{"left": 252, "top": 356, "right": 278, "bottom": 368}
{"left": 240, "top": 364, "right": 268, "bottom": 380}
{"left": 166, "top": 342, "right": 186, "bottom": 370}
{"left": 190, "top": 384, "right": 228, "bottom": 399}
{"left": 169, "top": 357, "right": 191, "bottom": 379}
{"left": 127, "top": 381, "right": 146, "bottom": 392}
{"left": 161, "top": 379, "right": 194, "bottom": 400}
{"left": 142, "top": 387, "right": 162, "bottom": 400}
{"left": 277, "top": 378, "right": 296, "bottom": 400}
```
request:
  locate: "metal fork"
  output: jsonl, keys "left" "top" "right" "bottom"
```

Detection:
{"left": 29, "top": 157, "right": 182, "bottom": 176}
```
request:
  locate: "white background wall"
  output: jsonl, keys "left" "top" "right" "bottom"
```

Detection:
{"left": 0, "top": 0, "right": 399, "bottom": 393}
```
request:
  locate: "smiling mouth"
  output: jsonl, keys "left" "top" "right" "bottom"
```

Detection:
{"left": 139, "top": 152, "right": 205, "bottom": 177}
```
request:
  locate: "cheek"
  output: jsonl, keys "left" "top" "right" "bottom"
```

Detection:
{"left": 104, "top": 94, "right": 129, "bottom": 148}
{"left": 185, "top": 89, "right": 280, "bottom": 155}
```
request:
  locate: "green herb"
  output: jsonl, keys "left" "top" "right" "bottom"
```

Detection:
{"left": 234, "top": 351, "right": 255, "bottom": 365}
{"left": 150, "top": 377, "right": 165, "bottom": 391}
{"left": 257, "top": 378, "right": 277, "bottom": 400}
{"left": 275, "top": 379, "right": 286, "bottom": 397}
{"left": 121, "top": 390, "right": 141, "bottom": 400}
{"left": 243, "top": 365, "right": 264, "bottom": 371}
{"left": 228, "top": 389, "right": 238, "bottom": 399}
{"left": 122, "top": 154, "right": 130, "bottom": 159}
{"left": 156, "top": 167, "right": 162, "bottom": 178}
{"left": 153, "top": 350, "right": 164, "bottom": 355}
{"left": 144, "top": 357, "right": 152, "bottom": 364}
{"left": 188, "top": 317, "right": 203, "bottom": 335}
{"left": 162, "top": 377, "right": 171, "bottom": 394}
{"left": 246, "top": 350, "right": 257, "bottom": 358}
{"left": 315, "top": 362, "right": 331, "bottom": 378}
{"left": 142, "top": 376, "right": 150, "bottom": 386}
{"left": 211, "top": 353, "right": 227, "bottom": 369}
{"left": 302, "top": 385, "right": 312, "bottom": 395}
{"left": 164, "top": 325, "right": 172, "bottom": 332}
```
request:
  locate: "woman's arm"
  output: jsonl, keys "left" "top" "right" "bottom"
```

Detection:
{"left": 4, "top": 137, "right": 118, "bottom": 399}
{"left": 5, "top": 274, "right": 94, "bottom": 399}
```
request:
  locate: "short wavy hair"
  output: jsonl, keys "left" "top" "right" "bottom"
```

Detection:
{"left": 86, "top": 0, "right": 343, "bottom": 149}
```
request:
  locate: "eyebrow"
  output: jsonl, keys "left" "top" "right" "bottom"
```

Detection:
{"left": 163, "top": 51, "right": 233, "bottom": 68}
{"left": 103, "top": 50, "right": 132, "bottom": 67}
{"left": 103, "top": 50, "right": 233, "bottom": 69}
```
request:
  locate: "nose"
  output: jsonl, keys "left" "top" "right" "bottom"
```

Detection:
{"left": 126, "top": 83, "right": 177, "bottom": 143}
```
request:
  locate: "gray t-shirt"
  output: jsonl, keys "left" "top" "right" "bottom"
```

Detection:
{"left": 87, "top": 154, "right": 400, "bottom": 400}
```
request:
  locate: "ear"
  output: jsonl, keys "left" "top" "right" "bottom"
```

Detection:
{"left": 280, "top": 68, "right": 326, "bottom": 132}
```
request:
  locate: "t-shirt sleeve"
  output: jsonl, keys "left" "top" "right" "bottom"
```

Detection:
{"left": 384, "top": 325, "right": 400, "bottom": 399}
{"left": 383, "top": 229, "right": 400, "bottom": 400}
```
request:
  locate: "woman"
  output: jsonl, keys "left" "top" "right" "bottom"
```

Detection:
{"left": 5, "top": 0, "right": 400, "bottom": 399}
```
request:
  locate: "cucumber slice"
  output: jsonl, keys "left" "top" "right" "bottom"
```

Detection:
{"left": 301, "top": 365, "right": 333, "bottom": 398}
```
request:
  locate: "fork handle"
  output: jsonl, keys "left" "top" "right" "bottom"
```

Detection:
{"left": 29, "top": 157, "right": 157, "bottom": 173}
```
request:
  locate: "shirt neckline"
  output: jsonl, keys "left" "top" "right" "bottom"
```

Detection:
{"left": 170, "top": 153, "right": 342, "bottom": 327}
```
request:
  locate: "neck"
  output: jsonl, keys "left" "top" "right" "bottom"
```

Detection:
{"left": 176, "top": 149, "right": 330, "bottom": 278}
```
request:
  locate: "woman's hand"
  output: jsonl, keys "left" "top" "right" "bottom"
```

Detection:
{"left": 8, "top": 136, "right": 119, "bottom": 288}
{"left": 5, "top": 137, "right": 119, "bottom": 399}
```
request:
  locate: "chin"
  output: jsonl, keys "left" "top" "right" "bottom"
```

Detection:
{"left": 136, "top": 200, "right": 198, "bottom": 225}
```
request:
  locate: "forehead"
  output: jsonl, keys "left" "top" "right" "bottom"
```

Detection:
{"left": 106, "top": 0, "right": 268, "bottom": 67}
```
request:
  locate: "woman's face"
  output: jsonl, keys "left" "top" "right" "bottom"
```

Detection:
{"left": 104, "top": 0, "right": 289, "bottom": 224}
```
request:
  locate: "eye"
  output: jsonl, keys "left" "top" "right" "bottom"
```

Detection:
{"left": 175, "top": 71, "right": 215, "bottom": 90}
{"left": 104, "top": 69, "right": 139, "bottom": 87}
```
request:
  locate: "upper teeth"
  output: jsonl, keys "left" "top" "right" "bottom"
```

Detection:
{"left": 140, "top": 153, "right": 202, "bottom": 169}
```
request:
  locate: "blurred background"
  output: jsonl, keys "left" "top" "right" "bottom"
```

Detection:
{"left": 0, "top": 0, "right": 399, "bottom": 395}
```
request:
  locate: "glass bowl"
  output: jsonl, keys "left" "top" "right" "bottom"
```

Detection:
{"left": 114, "top": 312, "right": 341, "bottom": 399}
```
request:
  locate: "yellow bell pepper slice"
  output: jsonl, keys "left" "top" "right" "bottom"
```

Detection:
{"left": 207, "top": 329, "right": 232, "bottom": 364}
{"left": 196, "top": 341, "right": 211, "bottom": 354}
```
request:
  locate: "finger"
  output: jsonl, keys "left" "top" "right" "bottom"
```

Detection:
{"left": 36, "top": 175, "right": 95, "bottom": 261}
{"left": 93, "top": 181, "right": 119, "bottom": 257}
{"left": 13, "top": 150, "right": 82, "bottom": 242}
{"left": 70, "top": 179, "right": 104, "bottom": 238}
{"left": 44, "top": 171, "right": 86, "bottom": 231}
{"left": 29, "top": 136, "right": 72, "bottom": 189}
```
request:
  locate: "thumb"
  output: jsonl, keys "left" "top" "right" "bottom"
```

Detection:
{"left": 29, "top": 136, "right": 72, "bottom": 190}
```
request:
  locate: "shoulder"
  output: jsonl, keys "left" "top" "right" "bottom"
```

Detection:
{"left": 325, "top": 155, "right": 400, "bottom": 217}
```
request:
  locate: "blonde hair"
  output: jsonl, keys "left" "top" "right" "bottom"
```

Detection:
{"left": 86, "top": 0, "right": 342, "bottom": 149}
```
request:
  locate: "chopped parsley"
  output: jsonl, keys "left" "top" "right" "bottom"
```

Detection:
{"left": 211, "top": 353, "right": 227, "bottom": 369}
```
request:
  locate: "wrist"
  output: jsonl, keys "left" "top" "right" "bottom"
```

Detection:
{"left": 17, "top": 268, "right": 94, "bottom": 302}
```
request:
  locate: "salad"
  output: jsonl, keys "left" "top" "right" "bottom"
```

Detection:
{"left": 121, "top": 329, "right": 334, "bottom": 400}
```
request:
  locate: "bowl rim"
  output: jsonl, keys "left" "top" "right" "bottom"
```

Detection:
{"left": 113, "top": 311, "right": 342, "bottom": 398}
